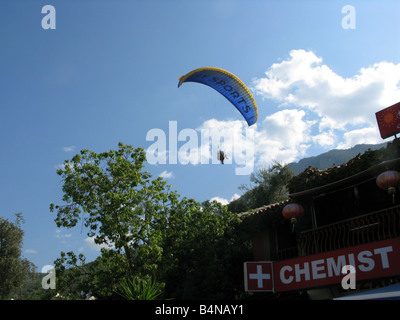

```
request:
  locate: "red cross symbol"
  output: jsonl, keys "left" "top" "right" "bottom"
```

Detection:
{"left": 244, "top": 262, "right": 273, "bottom": 292}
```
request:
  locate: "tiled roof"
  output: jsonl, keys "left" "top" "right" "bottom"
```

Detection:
{"left": 239, "top": 199, "right": 289, "bottom": 219}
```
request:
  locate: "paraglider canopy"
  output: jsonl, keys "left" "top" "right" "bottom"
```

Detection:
{"left": 178, "top": 67, "right": 258, "bottom": 126}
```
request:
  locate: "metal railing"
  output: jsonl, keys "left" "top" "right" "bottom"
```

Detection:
{"left": 275, "top": 246, "right": 298, "bottom": 261}
{"left": 297, "top": 205, "right": 400, "bottom": 257}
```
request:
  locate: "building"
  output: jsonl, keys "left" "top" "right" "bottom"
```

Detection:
{"left": 242, "top": 138, "right": 400, "bottom": 299}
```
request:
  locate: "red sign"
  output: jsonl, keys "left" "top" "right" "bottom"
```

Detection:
{"left": 376, "top": 102, "right": 400, "bottom": 139}
{"left": 243, "top": 262, "right": 273, "bottom": 292}
{"left": 244, "top": 238, "right": 400, "bottom": 293}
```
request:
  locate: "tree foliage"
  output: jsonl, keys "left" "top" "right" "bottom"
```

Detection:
{"left": 0, "top": 214, "right": 35, "bottom": 299}
{"left": 50, "top": 143, "right": 179, "bottom": 276}
{"left": 50, "top": 143, "right": 251, "bottom": 299}
{"left": 159, "top": 199, "right": 252, "bottom": 299}
{"left": 228, "top": 162, "right": 294, "bottom": 213}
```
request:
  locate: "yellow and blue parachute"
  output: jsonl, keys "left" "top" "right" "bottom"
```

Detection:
{"left": 178, "top": 67, "right": 258, "bottom": 126}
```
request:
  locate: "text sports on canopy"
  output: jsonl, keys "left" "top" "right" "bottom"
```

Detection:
{"left": 178, "top": 67, "right": 258, "bottom": 126}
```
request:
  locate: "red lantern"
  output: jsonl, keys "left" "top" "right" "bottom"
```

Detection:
{"left": 282, "top": 203, "right": 304, "bottom": 224}
{"left": 376, "top": 170, "right": 400, "bottom": 204}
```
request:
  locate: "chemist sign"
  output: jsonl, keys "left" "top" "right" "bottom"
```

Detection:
{"left": 244, "top": 238, "right": 400, "bottom": 293}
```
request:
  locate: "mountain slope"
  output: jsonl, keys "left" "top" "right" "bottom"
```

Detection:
{"left": 287, "top": 142, "right": 388, "bottom": 175}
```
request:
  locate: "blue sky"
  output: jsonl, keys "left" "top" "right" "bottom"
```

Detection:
{"left": 1, "top": 0, "right": 400, "bottom": 270}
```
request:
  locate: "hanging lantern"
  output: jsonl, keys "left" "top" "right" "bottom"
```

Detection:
{"left": 376, "top": 170, "right": 400, "bottom": 204}
{"left": 282, "top": 203, "right": 305, "bottom": 225}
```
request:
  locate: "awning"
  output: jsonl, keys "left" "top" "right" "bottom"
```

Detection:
{"left": 334, "top": 283, "right": 400, "bottom": 300}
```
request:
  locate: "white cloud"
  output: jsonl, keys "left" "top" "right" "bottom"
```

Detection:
{"left": 55, "top": 229, "right": 74, "bottom": 247}
{"left": 253, "top": 49, "right": 400, "bottom": 150}
{"left": 54, "top": 162, "right": 74, "bottom": 170}
{"left": 196, "top": 119, "right": 248, "bottom": 163}
{"left": 336, "top": 127, "right": 382, "bottom": 149}
{"left": 63, "top": 145, "right": 76, "bottom": 152}
{"left": 159, "top": 170, "right": 174, "bottom": 179}
{"left": 55, "top": 229, "right": 72, "bottom": 240}
{"left": 25, "top": 249, "right": 37, "bottom": 254}
{"left": 311, "top": 130, "right": 336, "bottom": 148}
{"left": 210, "top": 196, "right": 229, "bottom": 205}
{"left": 146, "top": 52, "right": 400, "bottom": 172}
{"left": 255, "top": 109, "right": 313, "bottom": 165}
{"left": 41, "top": 265, "right": 55, "bottom": 273}
{"left": 195, "top": 119, "right": 258, "bottom": 174}
{"left": 192, "top": 115, "right": 311, "bottom": 170}
{"left": 193, "top": 50, "right": 400, "bottom": 169}
{"left": 83, "top": 236, "right": 114, "bottom": 252}
{"left": 210, "top": 193, "right": 240, "bottom": 205}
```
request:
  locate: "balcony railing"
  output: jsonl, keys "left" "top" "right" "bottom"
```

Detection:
{"left": 275, "top": 246, "right": 298, "bottom": 261}
{"left": 297, "top": 205, "right": 400, "bottom": 257}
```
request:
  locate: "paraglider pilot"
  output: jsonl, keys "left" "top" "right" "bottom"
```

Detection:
{"left": 217, "top": 150, "right": 226, "bottom": 164}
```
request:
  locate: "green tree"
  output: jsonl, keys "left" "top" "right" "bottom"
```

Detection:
{"left": 228, "top": 162, "right": 294, "bottom": 213}
{"left": 50, "top": 142, "right": 253, "bottom": 300}
{"left": 159, "top": 199, "right": 252, "bottom": 299}
{"left": 50, "top": 143, "right": 180, "bottom": 297}
{"left": 0, "top": 214, "right": 35, "bottom": 299}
